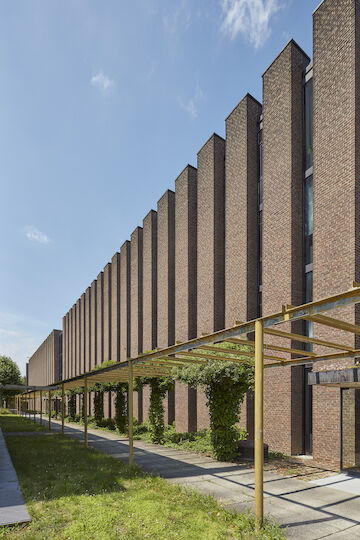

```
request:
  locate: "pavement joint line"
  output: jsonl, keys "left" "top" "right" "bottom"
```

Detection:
{"left": 30, "top": 415, "right": 360, "bottom": 538}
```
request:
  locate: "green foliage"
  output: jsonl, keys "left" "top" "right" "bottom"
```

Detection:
{"left": 0, "top": 407, "right": 13, "bottom": 415}
{"left": 173, "top": 342, "right": 254, "bottom": 461}
{"left": 3, "top": 426, "right": 284, "bottom": 539}
{"left": 93, "top": 388, "right": 104, "bottom": 426}
{"left": 68, "top": 391, "right": 77, "bottom": 420}
{"left": 96, "top": 417, "right": 116, "bottom": 430}
{"left": 115, "top": 384, "right": 127, "bottom": 432}
{"left": 136, "top": 377, "right": 174, "bottom": 444}
{"left": 0, "top": 356, "right": 23, "bottom": 402}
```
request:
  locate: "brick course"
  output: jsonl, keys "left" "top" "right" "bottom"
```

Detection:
{"left": 142, "top": 210, "right": 158, "bottom": 420}
{"left": 197, "top": 134, "right": 225, "bottom": 429}
{"left": 174, "top": 165, "right": 197, "bottom": 432}
{"left": 262, "top": 40, "right": 309, "bottom": 455}
{"left": 157, "top": 190, "right": 175, "bottom": 424}
{"left": 312, "top": 0, "right": 360, "bottom": 467}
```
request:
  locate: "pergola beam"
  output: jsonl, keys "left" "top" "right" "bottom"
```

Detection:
{"left": 227, "top": 337, "right": 318, "bottom": 357}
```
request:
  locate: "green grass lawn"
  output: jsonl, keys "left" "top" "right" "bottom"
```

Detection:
{"left": 0, "top": 413, "right": 48, "bottom": 432}
{"left": 0, "top": 414, "right": 284, "bottom": 539}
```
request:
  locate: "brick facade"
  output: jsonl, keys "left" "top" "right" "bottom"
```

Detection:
{"left": 111, "top": 253, "right": 120, "bottom": 363}
{"left": 157, "top": 190, "right": 175, "bottom": 424}
{"left": 196, "top": 134, "right": 225, "bottom": 429}
{"left": 312, "top": 0, "right": 360, "bottom": 467}
{"left": 142, "top": 210, "right": 158, "bottom": 420}
{"left": 225, "top": 94, "right": 262, "bottom": 438}
{"left": 120, "top": 241, "right": 131, "bottom": 362}
{"left": 28, "top": 0, "right": 360, "bottom": 468}
{"left": 130, "top": 227, "right": 143, "bottom": 421}
{"left": 174, "top": 165, "right": 197, "bottom": 432}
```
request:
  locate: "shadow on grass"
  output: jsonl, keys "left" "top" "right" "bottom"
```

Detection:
{"left": 5, "top": 435, "right": 142, "bottom": 503}
{"left": 0, "top": 415, "right": 49, "bottom": 433}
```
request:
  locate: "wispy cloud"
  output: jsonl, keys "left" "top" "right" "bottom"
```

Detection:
{"left": 221, "top": 0, "right": 283, "bottom": 49}
{"left": 24, "top": 225, "right": 51, "bottom": 245}
{"left": 178, "top": 83, "right": 205, "bottom": 118}
{"left": 90, "top": 71, "right": 115, "bottom": 92}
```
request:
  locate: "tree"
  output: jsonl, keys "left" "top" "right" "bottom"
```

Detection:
{"left": 0, "top": 356, "right": 23, "bottom": 407}
{"left": 173, "top": 343, "right": 254, "bottom": 461}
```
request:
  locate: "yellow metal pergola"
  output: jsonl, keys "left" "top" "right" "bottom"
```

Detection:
{"left": 17, "top": 283, "right": 360, "bottom": 527}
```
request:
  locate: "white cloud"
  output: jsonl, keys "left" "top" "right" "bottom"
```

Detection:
{"left": 24, "top": 225, "right": 51, "bottom": 245}
{"left": 221, "top": 0, "right": 282, "bottom": 49}
{"left": 178, "top": 83, "right": 204, "bottom": 118}
{"left": 90, "top": 71, "right": 114, "bottom": 92}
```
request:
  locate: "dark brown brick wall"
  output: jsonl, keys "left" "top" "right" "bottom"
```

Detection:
{"left": 142, "top": 210, "right": 157, "bottom": 420}
{"left": 103, "top": 263, "right": 112, "bottom": 362}
{"left": 174, "top": 165, "right": 197, "bottom": 432}
{"left": 28, "top": 330, "right": 61, "bottom": 387}
{"left": 120, "top": 241, "right": 131, "bottom": 361}
{"left": 62, "top": 315, "right": 67, "bottom": 380}
{"left": 71, "top": 305, "right": 76, "bottom": 378}
{"left": 157, "top": 190, "right": 175, "bottom": 423}
{"left": 80, "top": 293, "right": 85, "bottom": 374}
{"left": 85, "top": 287, "right": 91, "bottom": 373}
{"left": 111, "top": 253, "right": 120, "bottom": 363}
{"left": 312, "top": 0, "right": 360, "bottom": 467}
{"left": 225, "top": 94, "right": 262, "bottom": 326}
{"left": 225, "top": 94, "right": 262, "bottom": 438}
{"left": 90, "top": 280, "right": 97, "bottom": 371}
{"left": 197, "top": 133, "right": 225, "bottom": 429}
{"left": 130, "top": 227, "right": 143, "bottom": 421}
{"left": 96, "top": 272, "right": 104, "bottom": 366}
{"left": 262, "top": 40, "right": 309, "bottom": 455}
{"left": 75, "top": 299, "right": 80, "bottom": 376}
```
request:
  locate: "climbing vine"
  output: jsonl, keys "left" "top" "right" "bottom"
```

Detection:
{"left": 93, "top": 385, "right": 104, "bottom": 426}
{"left": 173, "top": 343, "right": 254, "bottom": 461}
{"left": 136, "top": 377, "right": 174, "bottom": 443}
{"left": 114, "top": 383, "right": 128, "bottom": 433}
{"left": 68, "top": 391, "right": 77, "bottom": 420}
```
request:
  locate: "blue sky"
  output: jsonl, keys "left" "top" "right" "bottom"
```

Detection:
{"left": 0, "top": 0, "right": 320, "bottom": 375}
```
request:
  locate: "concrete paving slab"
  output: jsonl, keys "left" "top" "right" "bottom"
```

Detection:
{"left": 311, "top": 473, "right": 360, "bottom": 496}
{"left": 34, "top": 415, "right": 360, "bottom": 539}
{"left": 0, "top": 428, "right": 30, "bottom": 526}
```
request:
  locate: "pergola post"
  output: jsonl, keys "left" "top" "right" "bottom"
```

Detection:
{"left": 33, "top": 394, "right": 36, "bottom": 422}
{"left": 48, "top": 390, "right": 52, "bottom": 430}
{"left": 255, "top": 318, "right": 264, "bottom": 528}
{"left": 128, "top": 360, "right": 134, "bottom": 465}
{"left": 84, "top": 378, "right": 88, "bottom": 446}
{"left": 40, "top": 390, "right": 43, "bottom": 425}
{"left": 61, "top": 384, "right": 65, "bottom": 435}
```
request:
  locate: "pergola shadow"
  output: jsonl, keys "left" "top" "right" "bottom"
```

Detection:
{"left": 15, "top": 283, "right": 360, "bottom": 529}
{"left": 34, "top": 416, "right": 360, "bottom": 534}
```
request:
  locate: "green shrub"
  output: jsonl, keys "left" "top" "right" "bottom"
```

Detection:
{"left": 115, "top": 384, "right": 127, "bottom": 433}
{"left": 173, "top": 342, "right": 254, "bottom": 461}
{"left": 0, "top": 408, "right": 13, "bottom": 415}
{"left": 93, "top": 389, "right": 104, "bottom": 426}
{"left": 135, "top": 378, "right": 174, "bottom": 444}
{"left": 68, "top": 392, "right": 77, "bottom": 420}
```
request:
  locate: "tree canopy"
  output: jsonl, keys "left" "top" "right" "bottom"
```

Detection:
{"left": 0, "top": 355, "right": 23, "bottom": 403}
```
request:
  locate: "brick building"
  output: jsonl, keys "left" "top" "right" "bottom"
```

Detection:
{"left": 27, "top": 329, "right": 62, "bottom": 388}
{"left": 27, "top": 0, "right": 360, "bottom": 468}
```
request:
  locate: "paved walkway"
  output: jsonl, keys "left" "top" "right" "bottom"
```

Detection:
{"left": 0, "top": 428, "right": 30, "bottom": 526}
{"left": 30, "top": 416, "right": 360, "bottom": 539}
